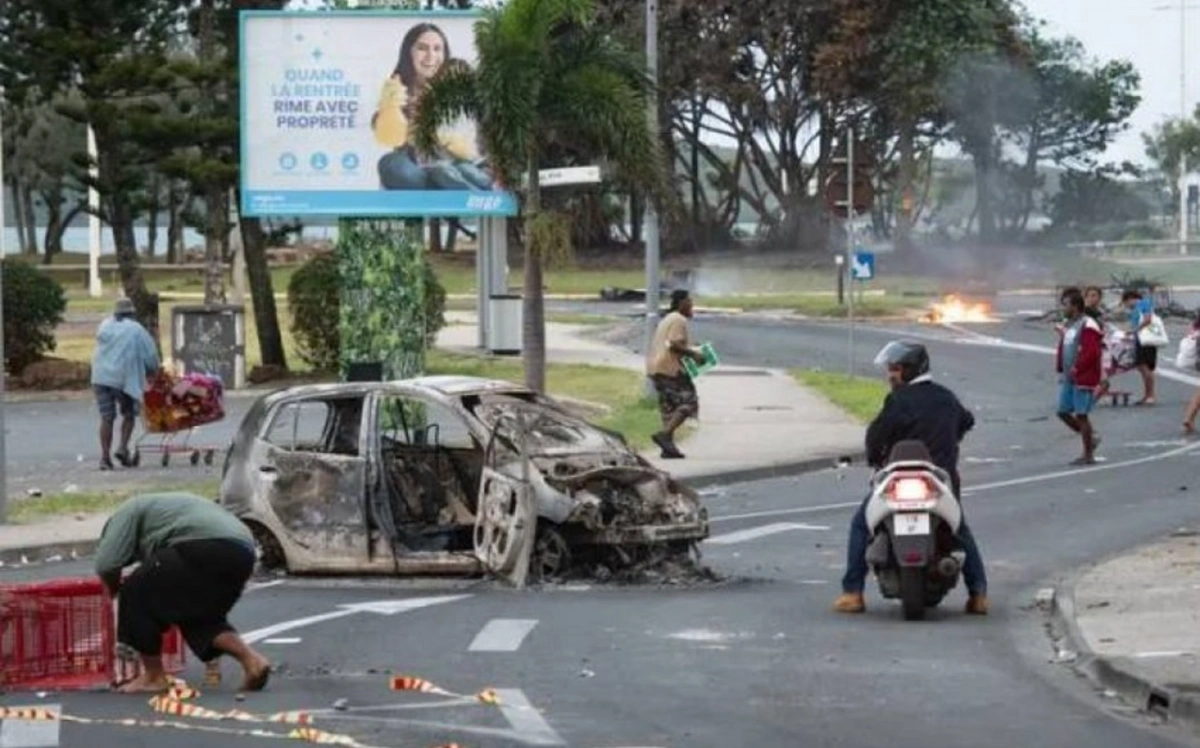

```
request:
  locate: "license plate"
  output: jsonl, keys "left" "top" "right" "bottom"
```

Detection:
{"left": 895, "top": 512, "right": 930, "bottom": 536}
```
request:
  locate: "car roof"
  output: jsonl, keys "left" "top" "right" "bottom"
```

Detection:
{"left": 258, "top": 375, "right": 532, "bottom": 406}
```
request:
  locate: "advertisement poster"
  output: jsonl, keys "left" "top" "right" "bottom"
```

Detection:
{"left": 239, "top": 11, "right": 518, "bottom": 217}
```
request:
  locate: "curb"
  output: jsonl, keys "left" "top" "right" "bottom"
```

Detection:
{"left": 671, "top": 452, "right": 863, "bottom": 491}
{"left": 0, "top": 539, "right": 100, "bottom": 569}
{"left": 0, "top": 453, "right": 863, "bottom": 568}
{"left": 1044, "top": 575, "right": 1200, "bottom": 732}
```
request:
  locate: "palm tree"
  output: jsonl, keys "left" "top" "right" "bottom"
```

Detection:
{"left": 412, "top": 0, "right": 663, "bottom": 392}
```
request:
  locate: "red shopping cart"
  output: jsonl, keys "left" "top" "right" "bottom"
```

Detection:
{"left": 0, "top": 577, "right": 185, "bottom": 692}
{"left": 132, "top": 370, "right": 227, "bottom": 467}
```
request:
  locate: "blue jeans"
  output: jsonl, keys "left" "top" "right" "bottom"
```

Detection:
{"left": 841, "top": 495, "right": 988, "bottom": 596}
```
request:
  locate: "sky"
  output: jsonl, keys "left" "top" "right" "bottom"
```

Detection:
{"left": 1022, "top": 0, "right": 1197, "bottom": 166}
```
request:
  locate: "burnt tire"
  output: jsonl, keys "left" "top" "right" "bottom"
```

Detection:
{"left": 530, "top": 523, "right": 571, "bottom": 583}
{"left": 248, "top": 522, "right": 287, "bottom": 574}
{"left": 899, "top": 566, "right": 926, "bottom": 621}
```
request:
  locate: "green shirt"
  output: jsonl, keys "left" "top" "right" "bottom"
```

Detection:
{"left": 93, "top": 492, "right": 254, "bottom": 576}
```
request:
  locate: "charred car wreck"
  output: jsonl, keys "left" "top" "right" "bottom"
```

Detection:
{"left": 220, "top": 377, "right": 710, "bottom": 585}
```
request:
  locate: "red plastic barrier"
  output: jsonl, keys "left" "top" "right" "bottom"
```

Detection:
{"left": 0, "top": 577, "right": 185, "bottom": 691}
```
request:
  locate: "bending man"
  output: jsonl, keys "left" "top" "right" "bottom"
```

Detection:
{"left": 95, "top": 492, "right": 270, "bottom": 693}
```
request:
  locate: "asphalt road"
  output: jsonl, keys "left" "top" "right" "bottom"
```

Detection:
{"left": 3, "top": 315, "right": 1200, "bottom": 747}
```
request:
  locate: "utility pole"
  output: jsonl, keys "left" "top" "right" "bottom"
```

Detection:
{"left": 0, "top": 85, "right": 8, "bottom": 521}
{"left": 642, "top": 0, "right": 661, "bottom": 367}
{"left": 846, "top": 126, "right": 855, "bottom": 376}
{"left": 1156, "top": 2, "right": 1198, "bottom": 254}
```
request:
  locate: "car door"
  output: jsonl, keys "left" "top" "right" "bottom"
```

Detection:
{"left": 257, "top": 396, "right": 372, "bottom": 569}
{"left": 472, "top": 409, "right": 536, "bottom": 587}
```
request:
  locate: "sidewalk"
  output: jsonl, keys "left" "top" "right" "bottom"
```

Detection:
{"left": 436, "top": 313, "right": 865, "bottom": 483}
{"left": 0, "top": 315, "right": 865, "bottom": 565}
{"left": 1052, "top": 531, "right": 1200, "bottom": 731}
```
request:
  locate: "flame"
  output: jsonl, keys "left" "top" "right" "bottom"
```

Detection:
{"left": 922, "top": 295, "right": 994, "bottom": 324}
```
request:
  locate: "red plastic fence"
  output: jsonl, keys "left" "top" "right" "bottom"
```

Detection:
{"left": 0, "top": 577, "right": 185, "bottom": 691}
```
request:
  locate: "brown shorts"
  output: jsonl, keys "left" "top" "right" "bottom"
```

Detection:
{"left": 652, "top": 373, "right": 699, "bottom": 421}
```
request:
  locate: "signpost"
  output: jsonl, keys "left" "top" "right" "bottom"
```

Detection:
{"left": 827, "top": 127, "right": 874, "bottom": 375}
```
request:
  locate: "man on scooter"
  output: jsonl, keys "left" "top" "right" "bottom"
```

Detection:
{"left": 833, "top": 340, "right": 990, "bottom": 615}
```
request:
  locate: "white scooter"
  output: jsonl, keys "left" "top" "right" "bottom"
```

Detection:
{"left": 863, "top": 440, "right": 965, "bottom": 620}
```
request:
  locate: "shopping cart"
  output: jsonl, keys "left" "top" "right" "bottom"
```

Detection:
{"left": 0, "top": 577, "right": 185, "bottom": 692}
{"left": 1100, "top": 329, "right": 1138, "bottom": 406}
{"left": 131, "top": 370, "right": 227, "bottom": 467}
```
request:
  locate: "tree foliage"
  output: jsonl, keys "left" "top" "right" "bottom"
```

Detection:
{"left": 413, "top": 0, "right": 663, "bottom": 392}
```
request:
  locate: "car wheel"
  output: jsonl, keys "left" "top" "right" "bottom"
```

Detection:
{"left": 247, "top": 522, "right": 286, "bottom": 574}
{"left": 531, "top": 523, "right": 571, "bottom": 583}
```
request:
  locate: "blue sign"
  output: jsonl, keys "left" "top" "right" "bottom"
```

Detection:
{"left": 239, "top": 10, "right": 519, "bottom": 218}
{"left": 851, "top": 251, "right": 875, "bottom": 281}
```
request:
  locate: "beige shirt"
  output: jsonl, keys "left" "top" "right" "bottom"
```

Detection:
{"left": 646, "top": 311, "right": 690, "bottom": 377}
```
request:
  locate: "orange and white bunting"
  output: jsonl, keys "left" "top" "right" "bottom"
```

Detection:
{"left": 0, "top": 707, "right": 58, "bottom": 721}
{"left": 388, "top": 675, "right": 452, "bottom": 696}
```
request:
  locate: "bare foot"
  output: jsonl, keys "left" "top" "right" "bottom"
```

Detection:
{"left": 1185, "top": 422, "right": 1196, "bottom": 436}
{"left": 116, "top": 673, "right": 172, "bottom": 694}
{"left": 239, "top": 657, "right": 271, "bottom": 692}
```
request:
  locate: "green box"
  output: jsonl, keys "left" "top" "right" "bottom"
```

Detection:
{"left": 682, "top": 342, "right": 720, "bottom": 379}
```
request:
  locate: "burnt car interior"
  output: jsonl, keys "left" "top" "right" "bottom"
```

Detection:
{"left": 377, "top": 396, "right": 483, "bottom": 551}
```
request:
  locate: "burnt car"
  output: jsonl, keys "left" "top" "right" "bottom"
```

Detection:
{"left": 219, "top": 376, "right": 709, "bottom": 586}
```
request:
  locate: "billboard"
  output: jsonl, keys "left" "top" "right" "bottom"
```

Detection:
{"left": 239, "top": 10, "right": 518, "bottom": 218}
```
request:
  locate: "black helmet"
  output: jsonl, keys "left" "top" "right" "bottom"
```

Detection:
{"left": 873, "top": 340, "right": 930, "bottom": 383}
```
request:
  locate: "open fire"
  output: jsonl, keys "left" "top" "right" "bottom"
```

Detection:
{"left": 921, "top": 294, "right": 995, "bottom": 324}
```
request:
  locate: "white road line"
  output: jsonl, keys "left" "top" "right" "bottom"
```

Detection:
{"left": 710, "top": 502, "right": 860, "bottom": 524}
{"left": 242, "top": 595, "right": 471, "bottom": 644}
{"left": 0, "top": 704, "right": 61, "bottom": 748}
{"left": 709, "top": 441, "right": 1200, "bottom": 524}
{"left": 468, "top": 619, "right": 539, "bottom": 652}
{"left": 263, "top": 637, "right": 302, "bottom": 645}
{"left": 494, "top": 688, "right": 566, "bottom": 746}
{"left": 247, "top": 579, "right": 286, "bottom": 592}
{"left": 706, "top": 522, "right": 829, "bottom": 545}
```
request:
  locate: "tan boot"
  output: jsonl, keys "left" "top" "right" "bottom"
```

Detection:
{"left": 965, "top": 594, "right": 989, "bottom": 615}
{"left": 833, "top": 592, "right": 866, "bottom": 613}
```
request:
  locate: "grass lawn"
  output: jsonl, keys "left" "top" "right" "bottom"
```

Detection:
{"left": 792, "top": 369, "right": 890, "bottom": 423}
{"left": 427, "top": 350, "right": 660, "bottom": 448}
{"left": 7, "top": 480, "right": 220, "bottom": 523}
{"left": 702, "top": 293, "right": 921, "bottom": 317}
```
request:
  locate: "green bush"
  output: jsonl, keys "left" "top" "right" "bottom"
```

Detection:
{"left": 286, "top": 251, "right": 448, "bottom": 372}
{"left": 2, "top": 259, "right": 68, "bottom": 375}
{"left": 288, "top": 252, "right": 341, "bottom": 372}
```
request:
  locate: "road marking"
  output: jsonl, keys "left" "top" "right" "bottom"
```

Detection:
{"left": 468, "top": 619, "right": 539, "bottom": 652}
{"left": 494, "top": 688, "right": 565, "bottom": 746}
{"left": 710, "top": 441, "right": 1200, "bottom": 524}
{"left": 949, "top": 327, "right": 1200, "bottom": 387}
{"left": 1134, "top": 650, "right": 1190, "bottom": 658}
{"left": 711, "top": 502, "right": 860, "bottom": 524}
{"left": 706, "top": 522, "right": 829, "bottom": 544}
{"left": 247, "top": 580, "right": 286, "bottom": 592}
{"left": 0, "top": 704, "right": 60, "bottom": 748}
{"left": 243, "top": 595, "right": 471, "bottom": 644}
{"left": 263, "top": 637, "right": 302, "bottom": 645}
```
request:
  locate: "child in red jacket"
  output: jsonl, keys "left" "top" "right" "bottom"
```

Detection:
{"left": 1057, "top": 288, "right": 1104, "bottom": 465}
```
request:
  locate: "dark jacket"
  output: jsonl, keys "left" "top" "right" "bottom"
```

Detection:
{"left": 865, "top": 378, "right": 974, "bottom": 497}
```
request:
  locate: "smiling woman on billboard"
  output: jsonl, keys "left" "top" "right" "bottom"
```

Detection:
{"left": 371, "top": 23, "right": 495, "bottom": 192}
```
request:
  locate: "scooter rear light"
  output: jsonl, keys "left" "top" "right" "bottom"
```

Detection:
{"left": 887, "top": 476, "right": 932, "bottom": 501}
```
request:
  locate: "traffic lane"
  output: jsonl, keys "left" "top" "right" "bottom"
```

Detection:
{"left": 2, "top": 396, "right": 252, "bottom": 498}
{"left": 702, "top": 446, "right": 1200, "bottom": 595}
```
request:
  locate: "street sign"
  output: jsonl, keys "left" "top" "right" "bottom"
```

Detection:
{"left": 851, "top": 251, "right": 875, "bottom": 281}
{"left": 537, "top": 165, "right": 602, "bottom": 188}
{"left": 824, "top": 172, "right": 875, "bottom": 217}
